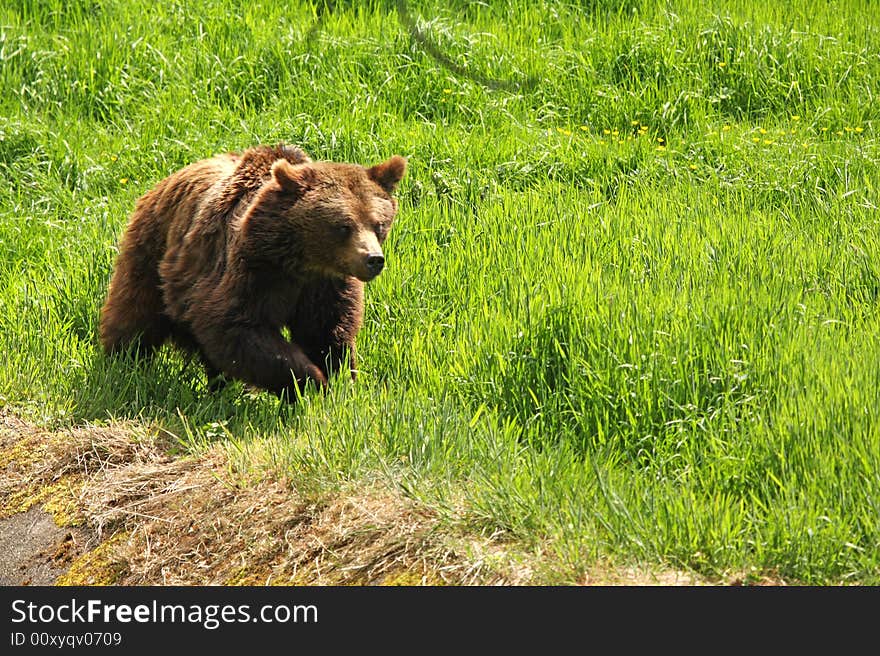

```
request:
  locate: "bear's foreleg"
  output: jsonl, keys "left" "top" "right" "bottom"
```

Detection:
{"left": 287, "top": 277, "right": 363, "bottom": 382}
{"left": 194, "top": 324, "right": 327, "bottom": 399}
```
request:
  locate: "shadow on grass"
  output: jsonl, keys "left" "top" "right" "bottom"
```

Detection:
{"left": 305, "top": 0, "right": 539, "bottom": 93}
{"left": 67, "top": 346, "right": 305, "bottom": 445}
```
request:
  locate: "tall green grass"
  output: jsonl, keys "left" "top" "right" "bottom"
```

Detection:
{"left": 1, "top": 0, "right": 878, "bottom": 583}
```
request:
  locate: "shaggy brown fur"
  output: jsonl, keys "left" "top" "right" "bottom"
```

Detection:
{"left": 99, "top": 144, "right": 406, "bottom": 398}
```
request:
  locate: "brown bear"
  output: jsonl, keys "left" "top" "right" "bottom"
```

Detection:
{"left": 99, "top": 144, "right": 406, "bottom": 398}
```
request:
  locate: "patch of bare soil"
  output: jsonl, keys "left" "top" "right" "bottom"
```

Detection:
{"left": 0, "top": 506, "right": 93, "bottom": 585}
{"left": 0, "top": 408, "right": 724, "bottom": 586}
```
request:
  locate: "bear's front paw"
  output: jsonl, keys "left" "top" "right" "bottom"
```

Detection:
{"left": 299, "top": 363, "right": 328, "bottom": 393}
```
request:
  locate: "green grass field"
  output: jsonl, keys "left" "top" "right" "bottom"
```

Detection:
{"left": 1, "top": 0, "right": 878, "bottom": 584}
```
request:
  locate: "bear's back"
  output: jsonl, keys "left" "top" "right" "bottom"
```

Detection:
{"left": 156, "top": 145, "right": 312, "bottom": 323}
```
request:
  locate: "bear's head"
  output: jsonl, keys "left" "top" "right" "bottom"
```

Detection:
{"left": 257, "top": 155, "right": 407, "bottom": 282}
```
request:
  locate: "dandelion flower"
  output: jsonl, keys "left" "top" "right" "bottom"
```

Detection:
{"left": 722, "top": 125, "right": 731, "bottom": 132}
{"left": 759, "top": 128, "right": 767, "bottom": 134}
{"left": 718, "top": 62, "right": 727, "bottom": 68}
{"left": 791, "top": 115, "right": 800, "bottom": 121}
{"left": 657, "top": 137, "right": 664, "bottom": 143}
{"left": 752, "top": 137, "right": 760, "bottom": 143}
{"left": 119, "top": 178, "right": 128, "bottom": 185}
{"left": 580, "top": 125, "right": 589, "bottom": 131}
{"left": 110, "top": 155, "right": 118, "bottom": 162}
{"left": 855, "top": 126, "right": 864, "bottom": 133}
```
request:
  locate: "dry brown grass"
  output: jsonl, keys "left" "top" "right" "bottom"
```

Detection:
{"left": 1, "top": 409, "right": 536, "bottom": 585}
{"left": 1, "top": 409, "right": 726, "bottom": 586}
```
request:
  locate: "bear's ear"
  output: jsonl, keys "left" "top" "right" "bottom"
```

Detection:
{"left": 280, "top": 144, "right": 312, "bottom": 164}
{"left": 271, "top": 159, "right": 315, "bottom": 196}
{"left": 367, "top": 155, "right": 407, "bottom": 194}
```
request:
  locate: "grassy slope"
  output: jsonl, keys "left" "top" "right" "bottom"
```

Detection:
{"left": 0, "top": 0, "right": 878, "bottom": 583}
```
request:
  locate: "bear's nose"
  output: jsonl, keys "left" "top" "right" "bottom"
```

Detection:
{"left": 366, "top": 253, "right": 385, "bottom": 276}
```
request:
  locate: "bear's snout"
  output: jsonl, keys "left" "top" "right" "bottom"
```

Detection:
{"left": 365, "top": 253, "right": 385, "bottom": 278}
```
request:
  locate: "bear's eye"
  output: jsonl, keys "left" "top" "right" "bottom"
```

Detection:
{"left": 375, "top": 222, "right": 389, "bottom": 240}
{"left": 335, "top": 223, "right": 352, "bottom": 239}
